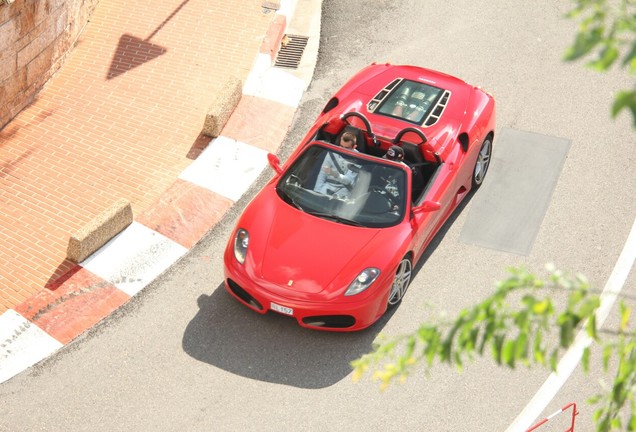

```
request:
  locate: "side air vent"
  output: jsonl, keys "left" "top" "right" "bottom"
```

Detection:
{"left": 367, "top": 78, "right": 402, "bottom": 112}
{"left": 423, "top": 90, "right": 451, "bottom": 127}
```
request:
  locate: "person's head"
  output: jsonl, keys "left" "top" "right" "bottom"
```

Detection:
{"left": 339, "top": 131, "right": 357, "bottom": 149}
{"left": 385, "top": 145, "right": 405, "bottom": 162}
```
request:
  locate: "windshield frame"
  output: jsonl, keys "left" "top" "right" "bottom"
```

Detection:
{"left": 275, "top": 142, "right": 410, "bottom": 228}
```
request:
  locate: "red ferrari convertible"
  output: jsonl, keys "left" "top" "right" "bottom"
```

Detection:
{"left": 223, "top": 63, "right": 496, "bottom": 331}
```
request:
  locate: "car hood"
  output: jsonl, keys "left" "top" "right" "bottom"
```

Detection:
{"left": 259, "top": 201, "right": 380, "bottom": 295}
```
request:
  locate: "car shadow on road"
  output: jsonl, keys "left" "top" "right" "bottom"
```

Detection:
{"left": 412, "top": 188, "right": 477, "bottom": 278}
{"left": 181, "top": 283, "right": 396, "bottom": 389}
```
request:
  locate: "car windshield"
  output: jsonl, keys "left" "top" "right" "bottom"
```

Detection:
{"left": 276, "top": 144, "right": 407, "bottom": 228}
{"left": 375, "top": 79, "right": 444, "bottom": 125}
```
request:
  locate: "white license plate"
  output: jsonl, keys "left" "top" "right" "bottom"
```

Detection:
{"left": 270, "top": 302, "right": 293, "bottom": 315}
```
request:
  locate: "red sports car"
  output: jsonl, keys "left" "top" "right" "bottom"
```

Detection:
{"left": 223, "top": 63, "right": 496, "bottom": 331}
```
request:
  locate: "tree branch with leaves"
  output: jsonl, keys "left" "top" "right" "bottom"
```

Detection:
{"left": 351, "top": 266, "right": 635, "bottom": 431}
{"left": 564, "top": 0, "right": 636, "bottom": 126}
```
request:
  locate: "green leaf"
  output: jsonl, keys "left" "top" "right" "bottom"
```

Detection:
{"left": 454, "top": 352, "right": 464, "bottom": 371}
{"left": 611, "top": 90, "right": 636, "bottom": 126}
{"left": 516, "top": 331, "right": 529, "bottom": 361}
{"left": 587, "top": 313, "right": 598, "bottom": 340}
{"left": 550, "top": 349, "right": 558, "bottom": 372}
{"left": 603, "top": 344, "right": 613, "bottom": 371}
{"left": 619, "top": 302, "right": 631, "bottom": 333}
{"left": 532, "top": 299, "right": 550, "bottom": 314}
{"left": 560, "top": 317, "right": 575, "bottom": 348}
{"left": 583, "top": 346, "right": 590, "bottom": 372}
{"left": 493, "top": 335, "right": 505, "bottom": 365}
{"left": 622, "top": 40, "right": 636, "bottom": 72}
{"left": 563, "top": 28, "right": 604, "bottom": 61}
{"left": 503, "top": 340, "right": 516, "bottom": 368}
{"left": 587, "top": 44, "right": 619, "bottom": 71}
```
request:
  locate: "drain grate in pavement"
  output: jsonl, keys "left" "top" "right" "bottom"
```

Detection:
{"left": 274, "top": 35, "right": 308, "bottom": 69}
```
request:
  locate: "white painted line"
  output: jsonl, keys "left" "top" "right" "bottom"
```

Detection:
{"left": 506, "top": 217, "right": 636, "bottom": 432}
{"left": 243, "top": 55, "right": 306, "bottom": 107}
{"left": 278, "top": 0, "right": 298, "bottom": 20}
{"left": 179, "top": 136, "right": 269, "bottom": 202}
{"left": 81, "top": 222, "right": 187, "bottom": 297}
{"left": 0, "top": 310, "right": 63, "bottom": 384}
{"left": 250, "top": 67, "right": 306, "bottom": 107}
{"left": 243, "top": 54, "right": 274, "bottom": 95}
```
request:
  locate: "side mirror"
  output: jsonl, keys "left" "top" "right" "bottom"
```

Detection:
{"left": 267, "top": 153, "right": 283, "bottom": 175}
{"left": 458, "top": 133, "right": 469, "bottom": 152}
{"left": 413, "top": 200, "right": 441, "bottom": 214}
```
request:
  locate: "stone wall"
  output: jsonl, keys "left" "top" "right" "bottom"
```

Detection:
{"left": 0, "top": 0, "right": 99, "bottom": 129}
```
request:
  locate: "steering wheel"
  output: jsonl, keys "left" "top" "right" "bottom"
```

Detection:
{"left": 285, "top": 174, "right": 302, "bottom": 187}
{"left": 361, "top": 189, "right": 396, "bottom": 214}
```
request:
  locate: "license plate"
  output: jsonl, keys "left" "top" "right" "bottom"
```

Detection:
{"left": 270, "top": 302, "right": 293, "bottom": 316}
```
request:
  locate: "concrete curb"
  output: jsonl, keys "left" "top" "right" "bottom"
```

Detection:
{"left": 0, "top": 0, "right": 322, "bottom": 384}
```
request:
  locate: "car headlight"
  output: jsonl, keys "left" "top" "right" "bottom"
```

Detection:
{"left": 233, "top": 228, "right": 249, "bottom": 264}
{"left": 344, "top": 268, "right": 380, "bottom": 296}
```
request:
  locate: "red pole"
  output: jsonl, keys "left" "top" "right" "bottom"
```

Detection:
{"left": 526, "top": 403, "right": 578, "bottom": 432}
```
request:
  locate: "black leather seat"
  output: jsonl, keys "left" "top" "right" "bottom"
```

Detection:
{"left": 400, "top": 142, "right": 436, "bottom": 203}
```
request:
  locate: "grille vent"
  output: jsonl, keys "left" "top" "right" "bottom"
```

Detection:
{"left": 423, "top": 90, "right": 451, "bottom": 127}
{"left": 367, "top": 78, "right": 402, "bottom": 112}
{"left": 274, "top": 35, "right": 309, "bottom": 69}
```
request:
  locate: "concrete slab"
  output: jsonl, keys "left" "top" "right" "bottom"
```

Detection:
{"left": 178, "top": 136, "right": 269, "bottom": 202}
{"left": 460, "top": 128, "right": 571, "bottom": 255}
{"left": 81, "top": 222, "right": 188, "bottom": 297}
{"left": 243, "top": 54, "right": 307, "bottom": 107}
{"left": 14, "top": 267, "right": 130, "bottom": 345}
{"left": 0, "top": 310, "right": 63, "bottom": 384}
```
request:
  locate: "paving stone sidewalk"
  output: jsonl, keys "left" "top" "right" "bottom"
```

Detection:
{"left": 0, "top": 0, "right": 322, "bottom": 383}
{"left": 0, "top": 0, "right": 278, "bottom": 313}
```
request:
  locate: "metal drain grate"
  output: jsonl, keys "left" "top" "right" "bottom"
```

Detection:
{"left": 274, "top": 35, "right": 309, "bottom": 69}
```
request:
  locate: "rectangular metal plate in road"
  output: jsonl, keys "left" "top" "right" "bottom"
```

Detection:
{"left": 459, "top": 128, "right": 571, "bottom": 255}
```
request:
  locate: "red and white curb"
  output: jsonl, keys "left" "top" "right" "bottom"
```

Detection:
{"left": 0, "top": 0, "right": 319, "bottom": 384}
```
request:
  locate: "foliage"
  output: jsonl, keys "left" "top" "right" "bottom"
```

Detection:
{"left": 564, "top": 0, "right": 636, "bottom": 126}
{"left": 351, "top": 266, "right": 636, "bottom": 431}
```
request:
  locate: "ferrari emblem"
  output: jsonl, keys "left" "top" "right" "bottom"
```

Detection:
{"left": 288, "top": 280, "right": 293, "bottom": 287}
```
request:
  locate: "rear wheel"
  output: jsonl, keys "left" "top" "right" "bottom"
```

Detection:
{"left": 472, "top": 137, "right": 492, "bottom": 188}
{"left": 387, "top": 257, "right": 412, "bottom": 308}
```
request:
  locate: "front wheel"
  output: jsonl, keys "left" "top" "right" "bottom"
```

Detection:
{"left": 472, "top": 137, "right": 492, "bottom": 188}
{"left": 387, "top": 257, "right": 412, "bottom": 308}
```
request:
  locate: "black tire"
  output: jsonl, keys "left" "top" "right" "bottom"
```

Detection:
{"left": 472, "top": 137, "right": 492, "bottom": 188}
{"left": 387, "top": 257, "right": 412, "bottom": 308}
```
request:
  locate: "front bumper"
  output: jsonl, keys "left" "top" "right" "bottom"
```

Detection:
{"left": 223, "top": 258, "right": 388, "bottom": 332}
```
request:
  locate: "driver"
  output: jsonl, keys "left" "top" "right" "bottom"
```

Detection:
{"left": 314, "top": 131, "right": 359, "bottom": 198}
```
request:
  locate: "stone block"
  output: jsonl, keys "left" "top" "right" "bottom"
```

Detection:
{"left": 261, "top": 0, "right": 280, "bottom": 11}
{"left": 260, "top": 13, "right": 286, "bottom": 62}
{"left": 67, "top": 198, "right": 133, "bottom": 263}
{"left": 201, "top": 76, "right": 242, "bottom": 138}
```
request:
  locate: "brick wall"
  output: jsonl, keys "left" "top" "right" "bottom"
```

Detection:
{"left": 0, "top": 0, "right": 99, "bottom": 129}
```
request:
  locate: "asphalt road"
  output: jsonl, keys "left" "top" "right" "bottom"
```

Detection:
{"left": 1, "top": 1, "right": 634, "bottom": 431}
